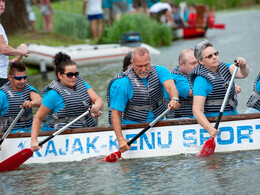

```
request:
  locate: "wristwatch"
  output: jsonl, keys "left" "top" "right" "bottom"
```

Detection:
{"left": 171, "top": 97, "right": 179, "bottom": 102}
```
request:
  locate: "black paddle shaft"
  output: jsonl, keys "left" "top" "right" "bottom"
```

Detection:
{"left": 39, "top": 135, "right": 54, "bottom": 146}
{"left": 126, "top": 109, "right": 170, "bottom": 146}
{"left": 214, "top": 61, "right": 239, "bottom": 130}
{"left": 37, "top": 110, "right": 90, "bottom": 147}
{"left": 127, "top": 125, "right": 151, "bottom": 146}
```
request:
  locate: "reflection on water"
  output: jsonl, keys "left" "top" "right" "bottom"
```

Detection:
{"left": 2, "top": 151, "right": 260, "bottom": 194}
{"left": 2, "top": 8, "right": 260, "bottom": 194}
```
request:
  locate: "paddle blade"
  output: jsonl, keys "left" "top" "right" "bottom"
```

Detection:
{"left": 101, "top": 150, "right": 122, "bottom": 163}
{"left": 0, "top": 148, "right": 33, "bottom": 172}
{"left": 213, "top": 24, "right": 225, "bottom": 29}
{"left": 198, "top": 137, "right": 216, "bottom": 158}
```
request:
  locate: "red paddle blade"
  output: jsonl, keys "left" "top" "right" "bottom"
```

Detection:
{"left": 212, "top": 24, "right": 225, "bottom": 29}
{"left": 198, "top": 137, "right": 216, "bottom": 158}
{"left": 0, "top": 148, "right": 33, "bottom": 172}
{"left": 100, "top": 150, "right": 122, "bottom": 163}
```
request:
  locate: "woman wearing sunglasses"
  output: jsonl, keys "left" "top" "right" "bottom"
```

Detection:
{"left": 31, "top": 52, "right": 104, "bottom": 151}
{"left": 190, "top": 40, "right": 249, "bottom": 138}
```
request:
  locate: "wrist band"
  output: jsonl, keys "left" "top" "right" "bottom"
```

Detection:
{"left": 171, "top": 97, "right": 179, "bottom": 102}
{"left": 118, "top": 137, "right": 123, "bottom": 141}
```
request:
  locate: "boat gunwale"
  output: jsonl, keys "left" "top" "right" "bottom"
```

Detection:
{"left": 2, "top": 113, "right": 260, "bottom": 139}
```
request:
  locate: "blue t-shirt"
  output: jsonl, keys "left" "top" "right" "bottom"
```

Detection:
{"left": 110, "top": 66, "right": 172, "bottom": 124}
{"left": 102, "top": 0, "right": 113, "bottom": 8}
{"left": 192, "top": 63, "right": 237, "bottom": 117}
{"left": 0, "top": 85, "right": 38, "bottom": 116}
{"left": 126, "top": 0, "right": 133, "bottom": 4}
{"left": 0, "top": 85, "right": 38, "bottom": 132}
{"left": 41, "top": 81, "right": 91, "bottom": 131}
{"left": 42, "top": 81, "right": 91, "bottom": 113}
{"left": 256, "top": 79, "right": 260, "bottom": 92}
{"left": 147, "top": 0, "right": 160, "bottom": 8}
{"left": 165, "top": 68, "right": 191, "bottom": 100}
{"left": 193, "top": 63, "right": 232, "bottom": 97}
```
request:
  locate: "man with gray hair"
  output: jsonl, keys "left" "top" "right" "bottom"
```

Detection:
{"left": 190, "top": 39, "right": 249, "bottom": 138}
{"left": 110, "top": 47, "right": 180, "bottom": 153}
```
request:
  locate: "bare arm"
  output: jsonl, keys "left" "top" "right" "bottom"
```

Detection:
{"left": 187, "top": 89, "right": 193, "bottom": 97}
{"left": 22, "top": 91, "right": 42, "bottom": 109}
{"left": 163, "top": 79, "right": 180, "bottom": 110}
{"left": 229, "top": 57, "right": 249, "bottom": 79}
{"left": 31, "top": 104, "right": 51, "bottom": 151}
{"left": 193, "top": 95, "right": 219, "bottom": 137}
{"left": 112, "top": 109, "right": 131, "bottom": 153}
{"left": 0, "top": 36, "right": 29, "bottom": 57}
{"left": 165, "top": 10, "right": 177, "bottom": 27}
{"left": 87, "top": 88, "right": 104, "bottom": 115}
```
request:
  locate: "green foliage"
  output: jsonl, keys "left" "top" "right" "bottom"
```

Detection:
{"left": 168, "top": 0, "right": 259, "bottom": 10}
{"left": 54, "top": 12, "right": 88, "bottom": 39}
{"left": 101, "top": 14, "right": 173, "bottom": 47}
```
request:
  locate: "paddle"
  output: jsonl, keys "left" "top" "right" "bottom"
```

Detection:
{"left": 0, "top": 108, "right": 25, "bottom": 147}
{"left": 0, "top": 110, "right": 90, "bottom": 172}
{"left": 212, "top": 24, "right": 226, "bottom": 30}
{"left": 16, "top": 44, "right": 29, "bottom": 62}
{"left": 198, "top": 64, "right": 239, "bottom": 157}
{"left": 102, "top": 108, "right": 170, "bottom": 163}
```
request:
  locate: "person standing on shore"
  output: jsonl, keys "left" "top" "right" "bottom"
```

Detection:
{"left": 83, "top": 0, "right": 103, "bottom": 41}
{"left": 25, "top": 0, "right": 36, "bottom": 31}
{"left": 0, "top": 0, "right": 29, "bottom": 87}
{"left": 103, "top": 0, "right": 114, "bottom": 27}
{"left": 33, "top": 0, "right": 54, "bottom": 32}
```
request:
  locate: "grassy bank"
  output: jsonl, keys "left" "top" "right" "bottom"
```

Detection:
{"left": 8, "top": 31, "right": 86, "bottom": 75}
{"left": 8, "top": 1, "right": 260, "bottom": 74}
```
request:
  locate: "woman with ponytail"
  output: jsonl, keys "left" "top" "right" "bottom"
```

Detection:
{"left": 30, "top": 52, "right": 104, "bottom": 152}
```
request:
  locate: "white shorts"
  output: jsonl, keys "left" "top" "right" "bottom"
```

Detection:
{"left": 28, "top": 11, "right": 36, "bottom": 21}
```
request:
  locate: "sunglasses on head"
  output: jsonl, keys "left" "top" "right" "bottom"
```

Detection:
{"left": 204, "top": 51, "right": 219, "bottom": 60}
{"left": 62, "top": 72, "right": 79, "bottom": 78}
{"left": 11, "top": 75, "right": 27, "bottom": 80}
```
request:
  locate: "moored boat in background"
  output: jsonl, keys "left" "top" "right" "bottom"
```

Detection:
{"left": 22, "top": 31, "right": 161, "bottom": 68}
{"left": 0, "top": 113, "right": 259, "bottom": 165}
{"left": 173, "top": 4, "right": 225, "bottom": 39}
{"left": 174, "top": 26, "right": 207, "bottom": 39}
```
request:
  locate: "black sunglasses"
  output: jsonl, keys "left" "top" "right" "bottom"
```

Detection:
{"left": 12, "top": 75, "right": 27, "bottom": 80}
{"left": 204, "top": 51, "right": 219, "bottom": 60}
{"left": 62, "top": 72, "right": 79, "bottom": 78}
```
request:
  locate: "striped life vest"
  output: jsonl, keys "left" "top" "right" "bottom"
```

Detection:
{"left": 247, "top": 73, "right": 260, "bottom": 110}
{"left": 0, "top": 82, "right": 33, "bottom": 131}
{"left": 123, "top": 65, "right": 167, "bottom": 122}
{"left": 190, "top": 62, "right": 238, "bottom": 114}
{"left": 106, "top": 73, "right": 124, "bottom": 126}
{"left": 42, "top": 77, "right": 96, "bottom": 130}
{"left": 166, "top": 67, "right": 193, "bottom": 118}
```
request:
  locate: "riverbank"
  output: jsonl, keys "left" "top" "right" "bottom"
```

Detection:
{"left": 8, "top": 3, "right": 260, "bottom": 75}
